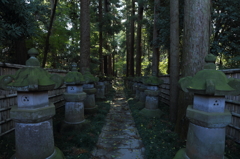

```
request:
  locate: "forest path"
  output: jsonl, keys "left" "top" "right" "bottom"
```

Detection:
{"left": 91, "top": 83, "right": 145, "bottom": 159}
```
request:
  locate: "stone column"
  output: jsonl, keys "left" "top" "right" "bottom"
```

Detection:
{"left": 1, "top": 48, "right": 65, "bottom": 159}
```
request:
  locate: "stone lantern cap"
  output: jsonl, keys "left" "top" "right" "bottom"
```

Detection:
{"left": 64, "top": 62, "right": 85, "bottom": 85}
{"left": 142, "top": 75, "right": 163, "bottom": 86}
{"left": 83, "top": 70, "right": 99, "bottom": 84}
{"left": 179, "top": 54, "right": 240, "bottom": 96}
{"left": 0, "top": 48, "right": 63, "bottom": 91}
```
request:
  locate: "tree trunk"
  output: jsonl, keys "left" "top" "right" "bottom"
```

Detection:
{"left": 108, "top": 54, "right": 113, "bottom": 76}
{"left": 104, "top": 55, "right": 108, "bottom": 75}
{"left": 136, "top": 1, "right": 143, "bottom": 76}
{"left": 129, "top": 0, "right": 135, "bottom": 76}
{"left": 169, "top": 0, "right": 180, "bottom": 123}
{"left": 14, "top": 38, "right": 27, "bottom": 65}
{"left": 42, "top": 0, "right": 58, "bottom": 68}
{"left": 152, "top": 0, "right": 160, "bottom": 76}
{"left": 80, "top": 0, "right": 90, "bottom": 74}
{"left": 99, "top": 0, "right": 104, "bottom": 75}
{"left": 175, "top": 0, "right": 211, "bottom": 139}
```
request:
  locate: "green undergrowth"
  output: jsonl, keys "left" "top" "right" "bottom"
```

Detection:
{"left": 126, "top": 93, "right": 185, "bottom": 159}
{"left": 125, "top": 88, "right": 240, "bottom": 159}
{"left": 53, "top": 88, "right": 115, "bottom": 159}
{"left": 0, "top": 88, "right": 115, "bottom": 159}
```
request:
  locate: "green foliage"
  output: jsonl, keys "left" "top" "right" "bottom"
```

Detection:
{"left": 211, "top": 0, "right": 240, "bottom": 68}
{"left": 125, "top": 92, "right": 185, "bottom": 159}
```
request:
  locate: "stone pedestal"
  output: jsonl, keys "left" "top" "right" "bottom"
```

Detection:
{"left": 139, "top": 85, "right": 162, "bottom": 118}
{"left": 174, "top": 95, "right": 231, "bottom": 159}
{"left": 63, "top": 85, "right": 86, "bottom": 125}
{"left": 10, "top": 91, "right": 65, "bottom": 159}
{"left": 96, "top": 81, "right": 106, "bottom": 100}
{"left": 83, "top": 83, "right": 98, "bottom": 113}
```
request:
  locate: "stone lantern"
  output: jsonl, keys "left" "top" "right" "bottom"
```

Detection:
{"left": 174, "top": 54, "right": 239, "bottom": 159}
{"left": 0, "top": 48, "right": 65, "bottom": 159}
{"left": 63, "top": 62, "right": 86, "bottom": 128}
{"left": 139, "top": 74, "right": 163, "bottom": 118}
{"left": 82, "top": 70, "right": 98, "bottom": 113}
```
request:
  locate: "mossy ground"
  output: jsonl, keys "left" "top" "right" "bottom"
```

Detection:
{"left": 125, "top": 88, "right": 240, "bottom": 159}
{"left": 0, "top": 88, "right": 115, "bottom": 159}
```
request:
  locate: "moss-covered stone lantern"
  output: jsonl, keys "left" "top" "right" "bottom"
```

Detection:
{"left": 174, "top": 54, "right": 239, "bottom": 159}
{"left": 0, "top": 48, "right": 65, "bottom": 159}
{"left": 139, "top": 74, "right": 163, "bottom": 118}
{"left": 62, "top": 62, "right": 87, "bottom": 129}
{"left": 82, "top": 70, "right": 99, "bottom": 113}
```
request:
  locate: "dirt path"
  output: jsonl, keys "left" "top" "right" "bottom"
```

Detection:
{"left": 91, "top": 87, "right": 145, "bottom": 159}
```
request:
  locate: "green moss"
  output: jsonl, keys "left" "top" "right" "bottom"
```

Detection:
{"left": 6, "top": 67, "right": 56, "bottom": 91}
{"left": 64, "top": 72, "right": 85, "bottom": 85}
{"left": 83, "top": 71, "right": 98, "bottom": 83}
{"left": 184, "top": 70, "right": 234, "bottom": 95}
{"left": 142, "top": 76, "right": 163, "bottom": 86}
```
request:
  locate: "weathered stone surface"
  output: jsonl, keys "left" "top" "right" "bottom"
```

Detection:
{"left": 186, "top": 105, "right": 231, "bottom": 128}
{"left": 186, "top": 123, "right": 226, "bottom": 159}
{"left": 66, "top": 85, "right": 83, "bottom": 93}
{"left": 64, "top": 102, "right": 85, "bottom": 124}
{"left": 17, "top": 91, "right": 49, "bottom": 108}
{"left": 10, "top": 103, "right": 55, "bottom": 123}
{"left": 144, "top": 90, "right": 160, "bottom": 97}
{"left": 96, "top": 82, "right": 106, "bottom": 99}
{"left": 193, "top": 94, "right": 225, "bottom": 113}
{"left": 63, "top": 92, "right": 86, "bottom": 102}
{"left": 14, "top": 120, "right": 55, "bottom": 159}
{"left": 83, "top": 88, "right": 97, "bottom": 94}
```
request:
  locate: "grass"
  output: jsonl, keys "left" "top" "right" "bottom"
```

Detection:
{"left": 125, "top": 88, "right": 240, "bottom": 159}
{"left": 0, "top": 88, "right": 115, "bottom": 159}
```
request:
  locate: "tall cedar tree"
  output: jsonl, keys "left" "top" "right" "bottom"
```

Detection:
{"left": 129, "top": 0, "right": 135, "bottom": 76}
{"left": 80, "top": 0, "right": 91, "bottom": 74}
{"left": 175, "top": 0, "right": 211, "bottom": 139}
{"left": 169, "top": 0, "right": 180, "bottom": 122}
{"left": 99, "top": 0, "right": 104, "bottom": 75}
{"left": 136, "top": 0, "right": 143, "bottom": 76}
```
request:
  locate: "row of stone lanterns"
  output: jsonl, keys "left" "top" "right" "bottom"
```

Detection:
{"left": 0, "top": 48, "right": 110, "bottom": 159}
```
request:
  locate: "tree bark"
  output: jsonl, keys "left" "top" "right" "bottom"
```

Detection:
{"left": 136, "top": 1, "right": 143, "bottom": 76}
{"left": 152, "top": 0, "right": 160, "bottom": 76}
{"left": 99, "top": 0, "right": 104, "bottom": 75}
{"left": 169, "top": 0, "right": 179, "bottom": 123}
{"left": 175, "top": 0, "right": 211, "bottom": 139}
{"left": 129, "top": 0, "right": 135, "bottom": 76}
{"left": 80, "top": 0, "right": 90, "bottom": 74}
{"left": 42, "top": 0, "right": 58, "bottom": 68}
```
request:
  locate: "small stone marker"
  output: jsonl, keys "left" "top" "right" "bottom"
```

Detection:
{"left": 62, "top": 62, "right": 87, "bottom": 129}
{"left": 0, "top": 48, "right": 65, "bottom": 159}
{"left": 174, "top": 54, "right": 240, "bottom": 159}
